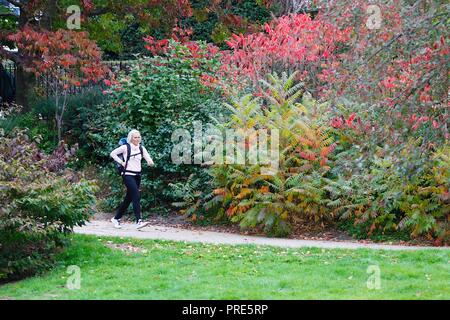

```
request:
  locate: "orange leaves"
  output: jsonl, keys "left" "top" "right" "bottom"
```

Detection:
{"left": 213, "top": 188, "right": 226, "bottom": 196}
{"left": 228, "top": 201, "right": 253, "bottom": 216}
{"left": 226, "top": 205, "right": 237, "bottom": 217}
{"left": 298, "top": 136, "right": 315, "bottom": 148}
{"left": 367, "top": 222, "right": 377, "bottom": 236}
{"left": 320, "top": 147, "right": 329, "bottom": 158}
{"left": 59, "top": 54, "right": 76, "bottom": 68}
{"left": 236, "top": 188, "right": 252, "bottom": 200}
{"left": 200, "top": 74, "right": 219, "bottom": 91}
{"left": 319, "top": 142, "right": 336, "bottom": 167}
{"left": 295, "top": 128, "right": 335, "bottom": 167}
{"left": 237, "top": 204, "right": 251, "bottom": 215}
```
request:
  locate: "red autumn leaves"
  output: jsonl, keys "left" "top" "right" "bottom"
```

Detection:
{"left": 9, "top": 27, "right": 109, "bottom": 89}
{"left": 331, "top": 113, "right": 358, "bottom": 130}
{"left": 220, "top": 14, "right": 351, "bottom": 89}
{"left": 142, "top": 13, "right": 351, "bottom": 94}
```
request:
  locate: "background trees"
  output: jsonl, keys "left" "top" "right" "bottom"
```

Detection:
{"left": 0, "top": 0, "right": 274, "bottom": 108}
{"left": 9, "top": 27, "right": 109, "bottom": 140}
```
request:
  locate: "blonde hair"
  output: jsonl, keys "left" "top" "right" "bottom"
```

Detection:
{"left": 127, "top": 129, "right": 141, "bottom": 144}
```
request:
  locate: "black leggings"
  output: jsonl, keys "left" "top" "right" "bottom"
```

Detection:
{"left": 115, "top": 175, "right": 141, "bottom": 222}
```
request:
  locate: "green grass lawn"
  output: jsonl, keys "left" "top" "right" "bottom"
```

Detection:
{"left": 0, "top": 234, "right": 448, "bottom": 299}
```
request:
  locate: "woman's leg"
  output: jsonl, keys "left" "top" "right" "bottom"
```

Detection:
{"left": 114, "top": 176, "right": 133, "bottom": 220}
{"left": 130, "top": 175, "right": 142, "bottom": 221}
{"left": 118, "top": 175, "right": 141, "bottom": 222}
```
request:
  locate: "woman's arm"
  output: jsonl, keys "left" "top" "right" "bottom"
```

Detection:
{"left": 110, "top": 145, "right": 127, "bottom": 165}
{"left": 142, "top": 146, "right": 154, "bottom": 166}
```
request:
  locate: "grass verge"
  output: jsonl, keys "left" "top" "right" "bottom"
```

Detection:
{"left": 0, "top": 234, "right": 448, "bottom": 299}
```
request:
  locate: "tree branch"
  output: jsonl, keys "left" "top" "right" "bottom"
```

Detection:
{"left": 87, "top": 7, "right": 112, "bottom": 17}
{"left": 392, "top": 68, "right": 442, "bottom": 107}
{"left": 367, "top": 33, "right": 403, "bottom": 62}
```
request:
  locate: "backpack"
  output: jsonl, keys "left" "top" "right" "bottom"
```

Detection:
{"left": 115, "top": 138, "right": 143, "bottom": 176}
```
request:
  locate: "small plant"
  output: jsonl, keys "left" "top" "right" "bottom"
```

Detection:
{"left": 169, "top": 173, "right": 211, "bottom": 220}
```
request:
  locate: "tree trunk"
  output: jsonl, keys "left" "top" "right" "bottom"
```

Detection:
{"left": 56, "top": 116, "right": 62, "bottom": 143}
{"left": 13, "top": 7, "right": 35, "bottom": 110}
{"left": 15, "top": 66, "right": 34, "bottom": 111}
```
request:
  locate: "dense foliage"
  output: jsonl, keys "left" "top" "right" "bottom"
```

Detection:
{"left": 182, "top": 2, "right": 448, "bottom": 242}
{"left": 86, "top": 40, "right": 224, "bottom": 212}
{"left": 0, "top": 130, "right": 97, "bottom": 281}
{"left": 182, "top": 0, "right": 272, "bottom": 47}
{"left": 186, "top": 72, "right": 449, "bottom": 242}
{"left": 333, "top": 124, "right": 450, "bottom": 244}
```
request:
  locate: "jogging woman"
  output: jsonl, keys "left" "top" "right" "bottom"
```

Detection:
{"left": 110, "top": 129, "right": 154, "bottom": 229}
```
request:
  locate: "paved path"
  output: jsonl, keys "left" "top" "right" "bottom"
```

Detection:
{"left": 74, "top": 220, "right": 448, "bottom": 251}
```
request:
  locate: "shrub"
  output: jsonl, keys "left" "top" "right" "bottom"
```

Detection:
{"left": 219, "top": 13, "right": 351, "bottom": 94}
{"left": 169, "top": 170, "right": 213, "bottom": 220}
{"left": 0, "top": 110, "right": 57, "bottom": 154}
{"left": 0, "top": 89, "right": 107, "bottom": 157}
{"left": 196, "top": 72, "right": 343, "bottom": 236}
{"left": 335, "top": 129, "right": 450, "bottom": 243}
{"left": 0, "top": 130, "right": 97, "bottom": 281}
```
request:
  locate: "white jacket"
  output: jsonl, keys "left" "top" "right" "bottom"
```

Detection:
{"left": 110, "top": 144, "right": 153, "bottom": 175}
